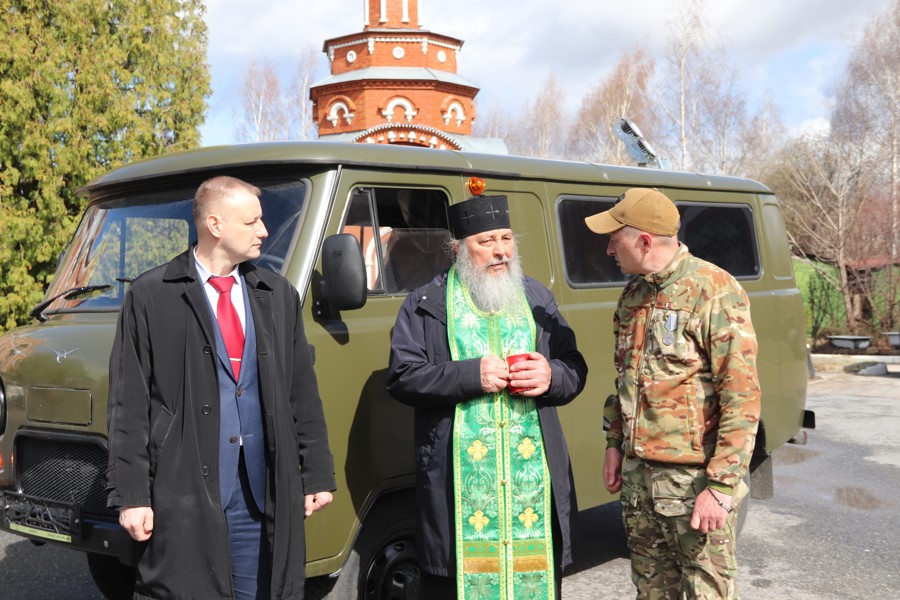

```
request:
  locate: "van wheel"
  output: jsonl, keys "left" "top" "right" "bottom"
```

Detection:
{"left": 309, "top": 492, "right": 420, "bottom": 600}
{"left": 86, "top": 552, "right": 135, "bottom": 600}
{"left": 357, "top": 492, "right": 420, "bottom": 599}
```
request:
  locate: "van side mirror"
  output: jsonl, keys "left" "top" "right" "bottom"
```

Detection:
{"left": 316, "top": 233, "right": 367, "bottom": 317}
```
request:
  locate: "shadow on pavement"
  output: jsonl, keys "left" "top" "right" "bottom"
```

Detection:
{"left": 567, "top": 501, "right": 629, "bottom": 575}
{"left": 0, "top": 530, "right": 101, "bottom": 599}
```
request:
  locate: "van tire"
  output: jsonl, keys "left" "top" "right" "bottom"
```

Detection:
{"left": 309, "top": 491, "right": 420, "bottom": 599}
{"left": 86, "top": 552, "right": 135, "bottom": 600}
{"left": 358, "top": 492, "right": 419, "bottom": 599}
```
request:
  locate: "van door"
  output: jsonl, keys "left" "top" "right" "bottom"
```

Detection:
{"left": 300, "top": 170, "right": 464, "bottom": 580}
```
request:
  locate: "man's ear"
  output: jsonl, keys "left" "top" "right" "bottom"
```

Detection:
{"left": 637, "top": 231, "right": 654, "bottom": 251}
{"left": 206, "top": 214, "right": 223, "bottom": 240}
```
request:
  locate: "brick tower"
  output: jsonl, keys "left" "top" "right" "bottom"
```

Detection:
{"left": 310, "top": 0, "right": 505, "bottom": 152}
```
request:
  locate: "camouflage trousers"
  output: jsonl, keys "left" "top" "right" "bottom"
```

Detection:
{"left": 620, "top": 457, "right": 744, "bottom": 600}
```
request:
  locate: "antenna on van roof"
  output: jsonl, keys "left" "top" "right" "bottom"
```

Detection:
{"left": 615, "top": 118, "right": 670, "bottom": 169}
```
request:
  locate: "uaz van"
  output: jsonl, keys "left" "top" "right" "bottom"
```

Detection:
{"left": 0, "top": 142, "right": 814, "bottom": 598}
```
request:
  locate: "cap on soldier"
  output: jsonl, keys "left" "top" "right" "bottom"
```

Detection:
{"left": 584, "top": 188, "right": 680, "bottom": 236}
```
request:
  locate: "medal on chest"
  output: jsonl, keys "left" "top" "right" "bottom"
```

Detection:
{"left": 663, "top": 312, "right": 678, "bottom": 345}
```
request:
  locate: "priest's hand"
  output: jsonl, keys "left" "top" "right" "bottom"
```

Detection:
{"left": 508, "top": 352, "right": 552, "bottom": 396}
{"left": 480, "top": 355, "right": 510, "bottom": 393}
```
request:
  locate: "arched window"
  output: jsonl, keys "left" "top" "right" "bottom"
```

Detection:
{"left": 382, "top": 97, "right": 417, "bottom": 123}
{"left": 327, "top": 99, "right": 355, "bottom": 127}
{"left": 442, "top": 100, "right": 466, "bottom": 126}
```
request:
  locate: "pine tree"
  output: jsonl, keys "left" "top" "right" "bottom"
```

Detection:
{"left": 0, "top": 0, "right": 210, "bottom": 331}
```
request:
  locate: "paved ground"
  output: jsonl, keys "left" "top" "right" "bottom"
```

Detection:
{"left": 2, "top": 365, "right": 898, "bottom": 599}
{"left": 561, "top": 365, "right": 900, "bottom": 599}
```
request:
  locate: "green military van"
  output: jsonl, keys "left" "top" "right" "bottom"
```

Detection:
{"left": 0, "top": 142, "right": 813, "bottom": 598}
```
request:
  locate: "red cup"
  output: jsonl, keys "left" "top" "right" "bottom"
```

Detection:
{"left": 506, "top": 353, "right": 530, "bottom": 394}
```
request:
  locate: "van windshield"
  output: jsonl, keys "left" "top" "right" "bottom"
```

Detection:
{"left": 42, "top": 180, "right": 307, "bottom": 315}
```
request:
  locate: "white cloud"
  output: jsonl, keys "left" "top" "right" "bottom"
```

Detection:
{"left": 791, "top": 117, "right": 831, "bottom": 138}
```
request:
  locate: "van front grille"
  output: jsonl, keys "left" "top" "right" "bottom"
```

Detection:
{"left": 15, "top": 436, "right": 115, "bottom": 517}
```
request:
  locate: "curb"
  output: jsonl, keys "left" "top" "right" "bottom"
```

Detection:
{"left": 810, "top": 354, "right": 900, "bottom": 364}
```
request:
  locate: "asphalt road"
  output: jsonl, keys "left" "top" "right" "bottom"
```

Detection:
{"left": 1, "top": 370, "right": 898, "bottom": 599}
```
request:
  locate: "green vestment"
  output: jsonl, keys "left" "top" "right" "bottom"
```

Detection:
{"left": 447, "top": 265, "right": 556, "bottom": 600}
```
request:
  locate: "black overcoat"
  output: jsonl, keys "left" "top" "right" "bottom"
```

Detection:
{"left": 106, "top": 249, "right": 335, "bottom": 599}
{"left": 386, "top": 272, "right": 588, "bottom": 577}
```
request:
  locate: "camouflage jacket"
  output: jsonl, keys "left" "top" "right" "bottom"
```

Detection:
{"left": 607, "top": 244, "right": 761, "bottom": 490}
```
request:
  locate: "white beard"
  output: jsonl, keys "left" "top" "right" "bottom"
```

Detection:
{"left": 455, "top": 243, "right": 527, "bottom": 314}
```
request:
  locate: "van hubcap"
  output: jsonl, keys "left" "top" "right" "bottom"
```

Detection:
{"left": 363, "top": 537, "right": 419, "bottom": 599}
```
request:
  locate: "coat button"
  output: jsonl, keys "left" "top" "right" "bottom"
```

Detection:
{"left": 201, "top": 466, "right": 210, "bottom": 476}
{"left": 236, "top": 388, "right": 242, "bottom": 397}
{"left": 202, "top": 405, "right": 211, "bottom": 415}
{"left": 203, "top": 345, "right": 212, "bottom": 354}
{"left": 230, "top": 435, "right": 239, "bottom": 444}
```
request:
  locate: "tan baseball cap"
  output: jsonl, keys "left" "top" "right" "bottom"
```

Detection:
{"left": 584, "top": 188, "right": 680, "bottom": 236}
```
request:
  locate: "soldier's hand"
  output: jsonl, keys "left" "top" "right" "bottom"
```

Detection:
{"left": 480, "top": 356, "right": 510, "bottom": 393}
{"left": 690, "top": 488, "right": 732, "bottom": 533}
{"left": 603, "top": 447, "right": 623, "bottom": 493}
{"left": 305, "top": 491, "right": 334, "bottom": 516}
{"left": 508, "top": 352, "right": 552, "bottom": 396}
{"left": 119, "top": 506, "right": 154, "bottom": 541}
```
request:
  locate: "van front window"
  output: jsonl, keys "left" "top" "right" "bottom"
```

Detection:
{"left": 42, "top": 180, "right": 307, "bottom": 315}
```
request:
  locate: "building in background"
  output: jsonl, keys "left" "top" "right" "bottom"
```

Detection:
{"left": 310, "top": 0, "right": 506, "bottom": 152}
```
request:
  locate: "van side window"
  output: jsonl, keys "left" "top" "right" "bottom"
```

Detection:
{"left": 559, "top": 197, "right": 761, "bottom": 286}
{"left": 678, "top": 204, "right": 760, "bottom": 278}
{"left": 558, "top": 197, "right": 626, "bottom": 286}
{"left": 342, "top": 188, "right": 451, "bottom": 294}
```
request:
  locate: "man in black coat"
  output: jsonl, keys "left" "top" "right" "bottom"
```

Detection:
{"left": 387, "top": 195, "right": 587, "bottom": 599}
{"left": 106, "top": 176, "right": 336, "bottom": 599}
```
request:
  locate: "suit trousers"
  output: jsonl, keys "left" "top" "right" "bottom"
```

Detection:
{"left": 224, "top": 449, "right": 270, "bottom": 600}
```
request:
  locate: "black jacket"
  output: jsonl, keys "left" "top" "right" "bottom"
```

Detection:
{"left": 106, "top": 249, "right": 335, "bottom": 599}
{"left": 386, "top": 272, "right": 587, "bottom": 576}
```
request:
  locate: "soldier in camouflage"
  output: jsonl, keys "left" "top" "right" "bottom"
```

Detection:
{"left": 585, "top": 188, "right": 760, "bottom": 600}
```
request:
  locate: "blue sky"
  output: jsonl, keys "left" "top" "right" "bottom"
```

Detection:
{"left": 199, "top": 0, "right": 890, "bottom": 147}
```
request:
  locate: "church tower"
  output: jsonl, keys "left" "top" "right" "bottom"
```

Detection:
{"left": 310, "top": 0, "right": 504, "bottom": 152}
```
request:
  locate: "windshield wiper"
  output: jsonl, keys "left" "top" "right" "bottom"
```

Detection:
{"left": 30, "top": 284, "right": 112, "bottom": 322}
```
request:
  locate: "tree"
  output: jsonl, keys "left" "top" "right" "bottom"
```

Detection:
{"left": 286, "top": 45, "right": 322, "bottom": 141}
{"left": 829, "top": 0, "right": 900, "bottom": 332}
{"left": 771, "top": 131, "right": 871, "bottom": 333}
{"left": 235, "top": 46, "right": 323, "bottom": 143}
{"left": 507, "top": 74, "right": 568, "bottom": 159}
{"left": 837, "top": 0, "right": 900, "bottom": 261}
{"left": 692, "top": 64, "right": 748, "bottom": 174}
{"left": 473, "top": 106, "right": 517, "bottom": 143}
{"left": 655, "top": 0, "right": 709, "bottom": 170}
{"left": 567, "top": 48, "right": 657, "bottom": 165}
{"left": 235, "top": 60, "right": 287, "bottom": 142}
{"left": 653, "top": 0, "right": 782, "bottom": 176}
{"left": 738, "top": 94, "right": 785, "bottom": 182}
{"left": 0, "top": 0, "right": 210, "bottom": 332}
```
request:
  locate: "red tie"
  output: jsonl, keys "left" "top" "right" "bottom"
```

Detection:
{"left": 208, "top": 276, "right": 244, "bottom": 380}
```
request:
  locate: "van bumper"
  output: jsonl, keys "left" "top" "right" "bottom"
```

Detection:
{"left": 0, "top": 495, "right": 135, "bottom": 565}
